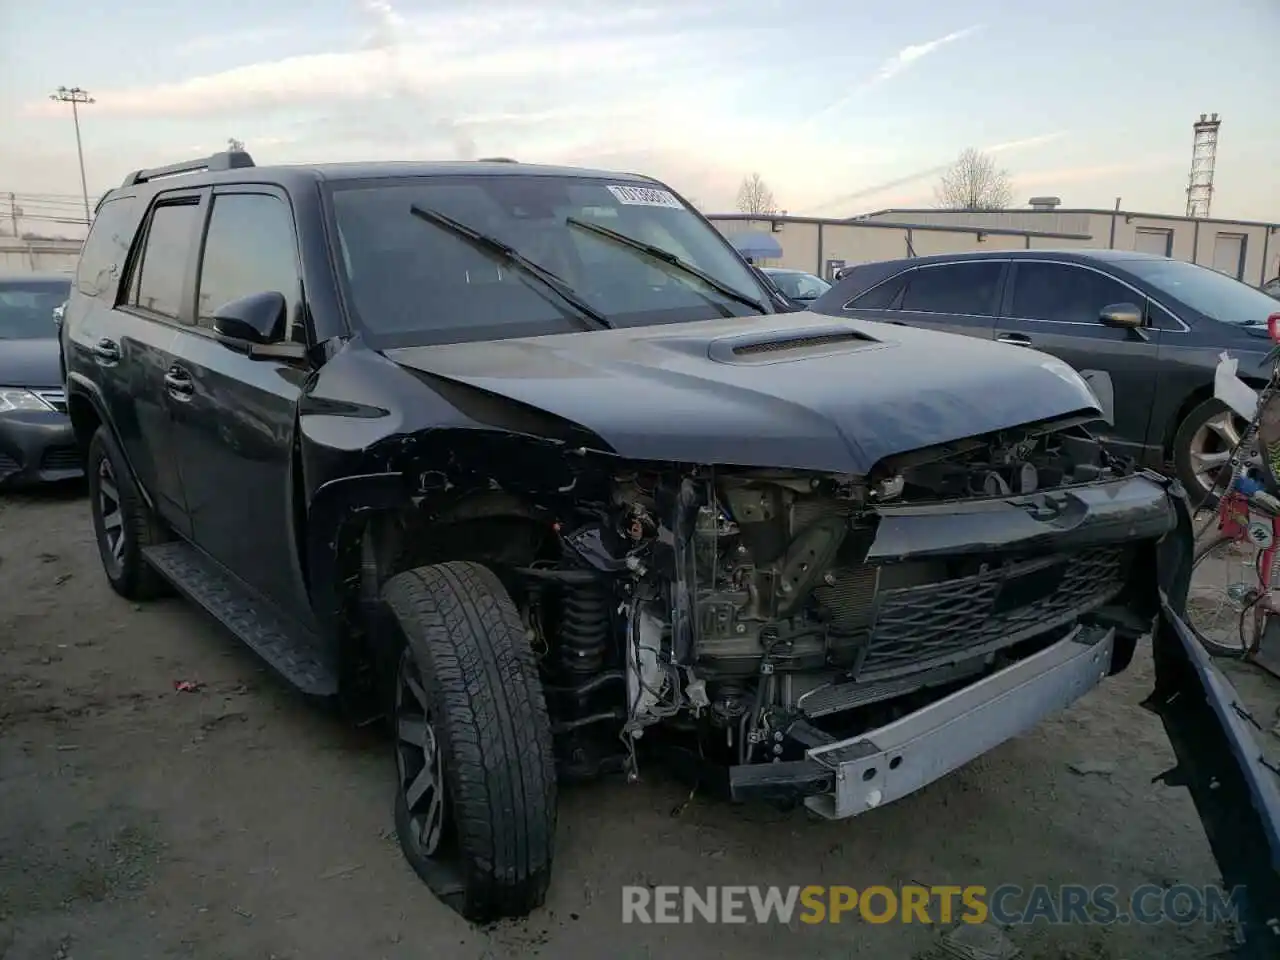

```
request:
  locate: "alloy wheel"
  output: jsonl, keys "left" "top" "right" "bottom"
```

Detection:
{"left": 97, "top": 456, "right": 126, "bottom": 573}
{"left": 1188, "top": 409, "right": 1264, "bottom": 498}
{"left": 395, "top": 649, "right": 447, "bottom": 858}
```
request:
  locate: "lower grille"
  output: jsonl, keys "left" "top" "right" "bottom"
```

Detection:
{"left": 0, "top": 452, "right": 18, "bottom": 474}
{"left": 39, "top": 446, "right": 81, "bottom": 471}
{"left": 851, "top": 547, "right": 1127, "bottom": 679}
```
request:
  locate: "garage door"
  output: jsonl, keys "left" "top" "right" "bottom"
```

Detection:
{"left": 1212, "top": 233, "right": 1246, "bottom": 278}
{"left": 1133, "top": 228, "right": 1172, "bottom": 256}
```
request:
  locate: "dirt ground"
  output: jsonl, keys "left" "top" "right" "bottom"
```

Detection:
{"left": 1, "top": 486, "right": 1275, "bottom": 960}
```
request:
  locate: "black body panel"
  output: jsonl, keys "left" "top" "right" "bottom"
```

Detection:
{"left": 386, "top": 313, "right": 1102, "bottom": 476}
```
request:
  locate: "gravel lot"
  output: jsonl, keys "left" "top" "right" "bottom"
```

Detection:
{"left": 0, "top": 486, "right": 1258, "bottom": 959}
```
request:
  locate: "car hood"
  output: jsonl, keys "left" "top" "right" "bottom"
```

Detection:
{"left": 385, "top": 313, "right": 1102, "bottom": 475}
{"left": 0, "top": 338, "right": 61, "bottom": 389}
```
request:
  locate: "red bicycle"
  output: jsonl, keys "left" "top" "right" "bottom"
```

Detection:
{"left": 1186, "top": 327, "right": 1280, "bottom": 674}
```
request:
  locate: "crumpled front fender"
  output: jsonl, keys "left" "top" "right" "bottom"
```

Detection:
{"left": 1148, "top": 483, "right": 1280, "bottom": 957}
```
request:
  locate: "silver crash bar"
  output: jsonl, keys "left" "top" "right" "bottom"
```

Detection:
{"left": 804, "top": 625, "right": 1115, "bottom": 820}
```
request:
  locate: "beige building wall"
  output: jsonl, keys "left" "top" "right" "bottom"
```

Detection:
{"left": 852, "top": 208, "right": 1280, "bottom": 285}
{"left": 708, "top": 214, "right": 1077, "bottom": 276}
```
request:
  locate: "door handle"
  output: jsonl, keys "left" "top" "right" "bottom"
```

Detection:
{"left": 92, "top": 338, "right": 120, "bottom": 363}
{"left": 997, "top": 333, "right": 1033, "bottom": 347}
{"left": 163, "top": 367, "right": 194, "bottom": 398}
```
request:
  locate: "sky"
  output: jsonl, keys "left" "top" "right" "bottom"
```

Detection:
{"left": 1, "top": 0, "right": 1277, "bottom": 236}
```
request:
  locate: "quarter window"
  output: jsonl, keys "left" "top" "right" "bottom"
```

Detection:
{"left": 76, "top": 196, "right": 138, "bottom": 298}
{"left": 897, "top": 261, "right": 1004, "bottom": 316}
{"left": 1011, "top": 262, "right": 1135, "bottom": 325}
{"left": 130, "top": 200, "right": 201, "bottom": 320}
{"left": 197, "top": 194, "right": 302, "bottom": 339}
{"left": 848, "top": 275, "right": 906, "bottom": 309}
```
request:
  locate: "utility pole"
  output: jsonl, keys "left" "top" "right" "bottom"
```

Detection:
{"left": 5, "top": 192, "right": 18, "bottom": 237}
{"left": 48, "top": 86, "right": 95, "bottom": 225}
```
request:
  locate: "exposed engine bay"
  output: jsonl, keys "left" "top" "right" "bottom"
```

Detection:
{"left": 505, "top": 422, "right": 1164, "bottom": 784}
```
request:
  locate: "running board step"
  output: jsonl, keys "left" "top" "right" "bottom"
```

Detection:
{"left": 142, "top": 542, "right": 338, "bottom": 697}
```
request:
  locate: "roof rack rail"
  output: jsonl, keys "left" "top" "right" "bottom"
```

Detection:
{"left": 477, "top": 156, "right": 518, "bottom": 163}
{"left": 120, "top": 149, "right": 256, "bottom": 188}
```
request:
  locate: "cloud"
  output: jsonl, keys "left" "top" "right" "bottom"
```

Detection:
{"left": 1012, "top": 156, "right": 1184, "bottom": 188}
{"left": 987, "top": 131, "right": 1069, "bottom": 154}
{"left": 17, "top": 0, "right": 766, "bottom": 173}
{"left": 359, "top": 0, "right": 407, "bottom": 51}
{"left": 22, "top": 3, "right": 718, "bottom": 122}
{"left": 174, "top": 26, "right": 293, "bottom": 56}
{"left": 870, "top": 25, "right": 982, "bottom": 86}
{"left": 801, "top": 24, "right": 983, "bottom": 127}
{"left": 796, "top": 131, "right": 1066, "bottom": 215}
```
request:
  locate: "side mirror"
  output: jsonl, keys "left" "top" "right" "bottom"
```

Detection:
{"left": 1099, "top": 303, "right": 1144, "bottom": 329}
{"left": 210, "top": 291, "right": 308, "bottom": 361}
{"left": 212, "top": 291, "right": 287, "bottom": 345}
{"left": 52, "top": 301, "right": 67, "bottom": 329}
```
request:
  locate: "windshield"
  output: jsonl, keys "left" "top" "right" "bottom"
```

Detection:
{"left": 329, "top": 175, "right": 771, "bottom": 347}
{"left": 1124, "top": 258, "right": 1278, "bottom": 326}
{"left": 0, "top": 279, "right": 70, "bottom": 340}
{"left": 766, "top": 271, "right": 831, "bottom": 300}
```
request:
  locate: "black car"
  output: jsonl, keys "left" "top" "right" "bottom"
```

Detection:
{"left": 60, "top": 151, "right": 1277, "bottom": 941}
{"left": 809, "top": 250, "right": 1280, "bottom": 504}
{"left": 0, "top": 272, "right": 81, "bottom": 487}
{"left": 760, "top": 266, "right": 831, "bottom": 306}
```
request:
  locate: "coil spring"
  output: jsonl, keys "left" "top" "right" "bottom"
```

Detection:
{"left": 559, "top": 581, "right": 611, "bottom": 678}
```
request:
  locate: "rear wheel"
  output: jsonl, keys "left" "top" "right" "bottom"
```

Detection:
{"left": 86, "top": 426, "right": 169, "bottom": 600}
{"left": 382, "top": 561, "right": 557, "bottom": 923}
{"left": 1173, "top": 398, "right": 1261, "bottom": 508}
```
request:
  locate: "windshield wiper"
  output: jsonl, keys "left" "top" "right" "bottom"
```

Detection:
{"left": 408, "top": 205, "right": 612, "bottom": 330}
{"left": 565, "top": 216, "right": 766, "bottom": 314}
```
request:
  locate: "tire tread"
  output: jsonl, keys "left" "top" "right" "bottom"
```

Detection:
{"left": 382, "top": 560, "right": 556, "bottom": 921}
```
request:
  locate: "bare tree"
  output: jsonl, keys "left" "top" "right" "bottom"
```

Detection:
{"left": 736, "top": 173, "right": 777, "bottom": 215}
{"left": 934, "top": 148, "right": 1013, "bottom": 211}
{"left": 227, "top": 137, "right": 246, "bottom": 152}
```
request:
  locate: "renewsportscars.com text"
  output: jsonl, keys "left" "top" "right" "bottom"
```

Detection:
{"left": 621, "top": 884, "right": 1246, "bottom": 926}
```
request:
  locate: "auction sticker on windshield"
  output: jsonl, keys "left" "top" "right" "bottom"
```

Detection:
{"left": 606, "top": 185, "right": 684, "bottom": 209}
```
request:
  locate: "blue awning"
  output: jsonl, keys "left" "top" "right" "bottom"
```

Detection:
{"left": 728, "top": 231, "right": 782, "bottom": 260}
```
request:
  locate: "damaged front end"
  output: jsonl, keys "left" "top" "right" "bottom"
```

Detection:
{"left": 406, "top": 417, "right": 1176, "bottom": 812}
{"left": 330, "top": 388, "right": 1280, "bottom": 951}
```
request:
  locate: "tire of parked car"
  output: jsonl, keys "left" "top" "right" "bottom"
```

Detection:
{"left": 381, "top": 561, "right": 557, "bottom": 923}
{"left": 87, "top": 425, "right": 171, "bottom": 600}
{"left": 1172, "top": 397, "right": 1253, "bottom": 510}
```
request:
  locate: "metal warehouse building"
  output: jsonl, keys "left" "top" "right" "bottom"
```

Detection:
{"left": 708, "top": 206, "right": 1280, "bottom": 286}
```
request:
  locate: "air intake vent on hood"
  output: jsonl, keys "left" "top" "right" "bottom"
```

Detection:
{"left": 732, "top": 331, "right": 874, "bottom": 356}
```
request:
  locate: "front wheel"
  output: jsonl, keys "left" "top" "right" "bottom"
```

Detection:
{"left": 1185, "top": 527, "right": 1255, "bottom": 658}
{"left": 382, "top": 561, "right": 557, "bottom": 923}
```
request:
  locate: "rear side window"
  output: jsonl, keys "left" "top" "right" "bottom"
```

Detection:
{"left": 847, "top": 274, "right": 907, "bottom": 309}
{"left": 128, "top": 201, "right": 201, "bottom": 320}
{"left": 898, "top": 261, "right": 1004, "bottom": 316}
{"left": 76, "top": 196, "right": 138, "bottom": 298}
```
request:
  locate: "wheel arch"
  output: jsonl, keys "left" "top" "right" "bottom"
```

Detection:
{"left": 66, "top": 380, "right": 159, "bottom": 511}
{"left": 308, "top": 476, "right": 551, "bottom": 704}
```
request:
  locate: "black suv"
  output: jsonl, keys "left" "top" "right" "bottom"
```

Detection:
{"left": 61, "top": 151, "right": 1278, "bottom": 936}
